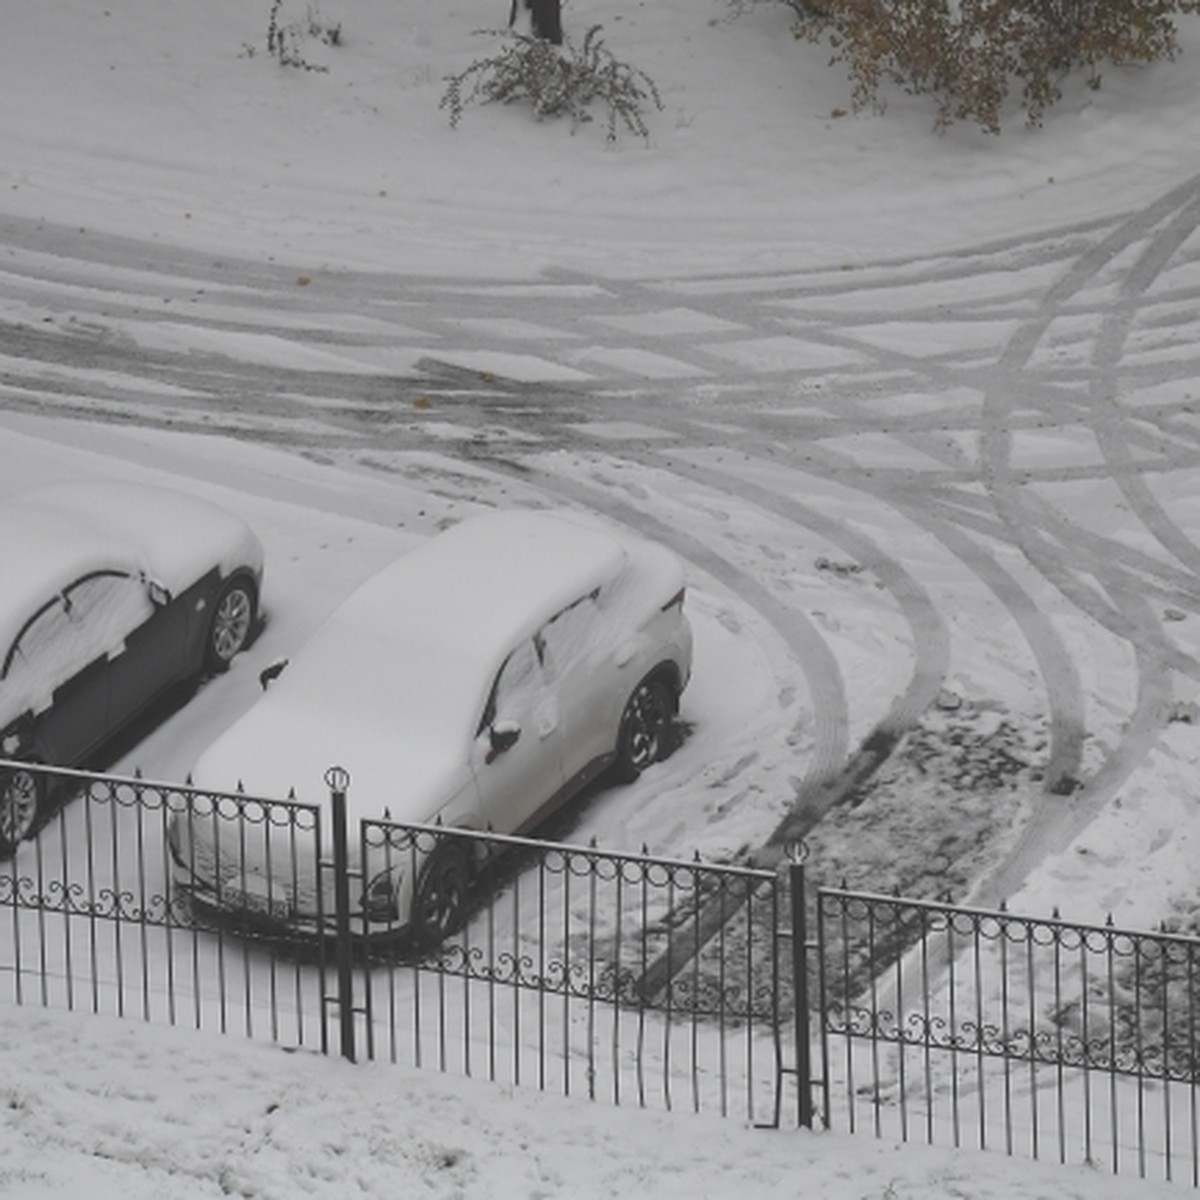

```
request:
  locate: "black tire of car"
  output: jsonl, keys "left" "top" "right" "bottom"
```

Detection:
{"left": 612, "top": 675, "right": 674, "bottom": 784}
{"left": 0, "top": 763, "right": 42, "bottom": 859}
{"left": 412, "top": 845, "right": 471, "bottom": 948}
{"left": 204, "top": 577, "right": 257, "bottom": 674}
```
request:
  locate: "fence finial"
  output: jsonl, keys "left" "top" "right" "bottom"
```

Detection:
{"left": 323, "top": 765, "right": 350, "bottom": 794}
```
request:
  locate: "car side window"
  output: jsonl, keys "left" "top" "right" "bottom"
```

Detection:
{"left": 64, "top": 572, "right": 155, "bottom": 657}
{"left": 479, "top": 638, "right": 543, "bottom": 733}
{"left": 5, "top": 596, "right": 72, "bottom": 681}
{"left": 537, "top": 590, "right": 601, "bottom": 678}
{"left": 4, "top": 571, "right": 153, "bottom": 704}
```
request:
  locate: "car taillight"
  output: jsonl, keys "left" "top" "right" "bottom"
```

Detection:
{"left": 661, "top": 587, "right": 686, "bottom": 612}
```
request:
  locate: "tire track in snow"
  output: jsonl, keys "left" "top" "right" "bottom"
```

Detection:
{"left": 1088, "top": 191, "right": 1200, "bottom": 580}
{"left": 969, "top": 172, "right": 1200, "bottom": 906}
{"left": 567, "top": 393, "right": 1088, "bottom": 838}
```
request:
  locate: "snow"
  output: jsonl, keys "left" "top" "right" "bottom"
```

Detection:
{"left": 5, "top": 1005, "right": 1181, "bottom": 1200}
{"left": 8, "top": 480, "right": 264, "bottom": 596}
{"left": 3, "top": 0, "right": 1200, "bottom": 1195}
{"left": 4, "top": 0, "right": 1199, "bottom": 279}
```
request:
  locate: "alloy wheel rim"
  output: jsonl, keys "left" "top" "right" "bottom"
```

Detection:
{"left": 1, "top": 771, "right": 37, "bottom": 844}
{"left": 628, "top": 686, "right": 664, "bottom": 769}
{"left": 212, "top": 589, "right": 251, "bottom": 662}
{"left": 422, "top": 864, "right": 466, "bottom": 937}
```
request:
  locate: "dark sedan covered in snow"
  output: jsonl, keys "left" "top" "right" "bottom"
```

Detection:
{"left": 0, "top": 481, "right": 264, "bottom": 856}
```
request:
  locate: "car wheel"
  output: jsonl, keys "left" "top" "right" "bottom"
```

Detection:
{"left": 205, "top": 578, "right": 257, "bottom": 673}
{"left": 412, "top": 846, "right": 471, "bottom": 947}
{"left": 0, "top": 764, "right": 42, "bottom": 858}
{"left": 612, "top": 676, "right": 674, "bottom": 784}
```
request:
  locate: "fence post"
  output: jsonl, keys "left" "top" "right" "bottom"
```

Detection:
{"left": 325, "top": 766, "right": 356, "bottom": 1063}
{"left": 788, "top": 845, "right": 814, "bottom": 1129}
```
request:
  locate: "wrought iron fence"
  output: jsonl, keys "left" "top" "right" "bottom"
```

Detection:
{"left": 6, "top": 758, "right": 1200, "bottom": 1186}
{"left": 815, "top": 884, "right": 1200, "bottom": 1186}
{"left": 0, "top": 760, "right": 784, "bottom": 1124}
{"left": 0, "top": 761, "right": 334, "bottom": 1049}
{"left": 354, "top": 818, "right": 784, "bottom": 1120}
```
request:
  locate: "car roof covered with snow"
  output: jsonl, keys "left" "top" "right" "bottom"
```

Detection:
{"left": 326, "top": 507, "right": 629, "bottom": 669}
{"left": 191, "top": 508, "right": 641, "bottom": 813}
{"left": 0, "top": 481, "right": 263, "bottom": 661}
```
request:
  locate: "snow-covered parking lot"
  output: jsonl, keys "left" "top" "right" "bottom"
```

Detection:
{"left": 3, "top": 0, "right": 1200, "bottom": 1194}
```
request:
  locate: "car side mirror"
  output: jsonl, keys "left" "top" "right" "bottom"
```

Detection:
{"left": 147, "top": 578, "right": 172, "bottom": 607}
{"left": 259, "top": 659, "right": 289, "bottom": 690}
{"left": 486, "top": 719, "right": 521, "bottom": 763}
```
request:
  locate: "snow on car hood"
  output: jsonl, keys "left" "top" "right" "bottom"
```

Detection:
{"left": 190, "top": 628, "right": 481, "bottom": 825}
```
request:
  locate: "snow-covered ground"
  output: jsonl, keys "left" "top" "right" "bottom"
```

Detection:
{"left": 3, "top": 0, "right": 1197, "bottom": 277}
{"left": 3, "top": 0, "right": 1200, "bottom": 1195}
{"left": 6, "top": 1001, "right": 1184, "bottom": 1200}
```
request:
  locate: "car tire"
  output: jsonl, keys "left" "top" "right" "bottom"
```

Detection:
{"left": 204, "top": 577, "right": 257, "bottom": 674}
{"left": 412, "top": 845, "right": 471, "bottom": 948}
{"left": 0, "top": 763, "right": 43, "bottom": 859}
{"left": 612, "top": 675, "right": 674, "bottom": 784}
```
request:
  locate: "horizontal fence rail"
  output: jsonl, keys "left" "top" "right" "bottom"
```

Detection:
{"left": 817, "top": 885, "right": 1200, "bottom": 1186}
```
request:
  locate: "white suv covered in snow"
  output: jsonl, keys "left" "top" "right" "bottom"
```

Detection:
{"left": 170, "top": 508, "right": 692, "bottom": 942}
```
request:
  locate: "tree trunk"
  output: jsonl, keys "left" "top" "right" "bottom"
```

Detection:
{"left": 509, "top": 0, "right": 563, "bottom": 44}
